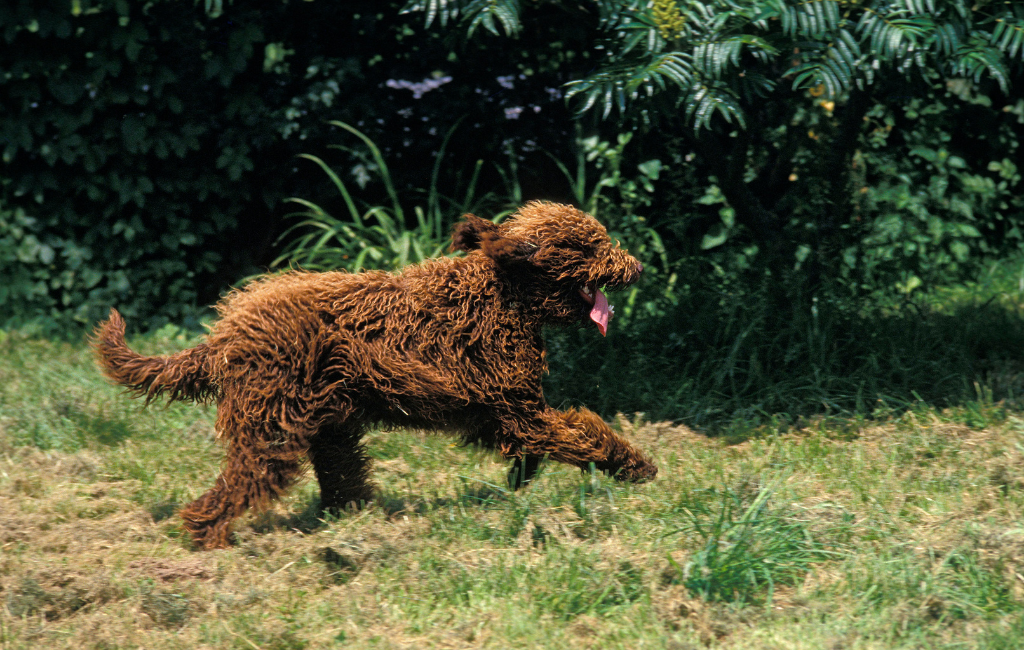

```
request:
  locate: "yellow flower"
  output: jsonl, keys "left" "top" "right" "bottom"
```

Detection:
{"left": 653, "top": 0, "right": 686, "bottom": 41}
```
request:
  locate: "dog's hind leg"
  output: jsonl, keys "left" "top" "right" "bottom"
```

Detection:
{"left": 180, "top": 441, "right": 305, "bottom": 549}
{"left": 308, "top": 424, "right": 375, "bottom": 513}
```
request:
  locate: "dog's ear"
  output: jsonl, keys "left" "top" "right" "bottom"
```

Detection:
{"left": 479, "top": 233, "right": 534, "bottom": 265}
{"left": 450, "top": 214, "right": 499, "bottom": 252}
{"left": 451, "top": 213, "right": 535, "bottom": 265}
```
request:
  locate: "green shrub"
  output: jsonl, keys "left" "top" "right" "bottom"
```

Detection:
{"left": 0, "top": 202, "right": 59, "bottom": 328}
{"left": 406, "top": 0, "right": 1024, "bottom": 301}
{"left": 1, "top": 1, "right": 595, "bottom": 331}
{"left": 0, "top": 0, "right": 282, "bottom": 332}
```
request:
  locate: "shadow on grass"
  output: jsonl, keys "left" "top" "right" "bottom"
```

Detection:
{"left": 12, "top": 396, "right": 141, "bottom": 451}
{"left": 240, "top": 485, "right": 484, "bottom": 538}
{"left": 377, "top": 478, "right": 513, "bottom": 518}
{"left": 248, "top": 495, "right": 332, "bottom": 536}
{"left": 156, "top": 465, "right": 530, "bottom": 543}
{"left": 53, "top": 399, "right": 136, "bottom": 447}
{"left": 148, "top": 500, "right": 181, "bottom": 523}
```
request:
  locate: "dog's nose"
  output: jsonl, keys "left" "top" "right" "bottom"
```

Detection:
{"left": 636, "top": 262, "right": 644, "bottom": 275}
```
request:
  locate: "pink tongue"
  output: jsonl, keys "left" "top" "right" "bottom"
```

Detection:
{"left": 590, "top": 288, "right": 610, "bottom": 336}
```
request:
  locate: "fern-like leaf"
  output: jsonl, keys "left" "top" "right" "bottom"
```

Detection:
{"left": 781, "top": 0, "right": 842, "bottom": 39}
{"left": 465, "top": 0, "right": 521, "bottom": 36}
{"left": 400, "top": 0, "right": 459, "bottom": 28}
{"left": 617, "top": 13, "right": 668, "bottom": 57}
{"left": 991, "top": 16, "right": 1024, "bottom": 61}
{"left": 933, "top": 21, "right": 963, "bottom": 56}
{"left": 737, "top": 70, "right": 776, "bottom": 103}
{"left": 400, "top": 0, "right": 522, "bottom": 36}
{"left": 900, "top": 0, "right": 936, "bottom": 15}
{"left": 404, "top": 0, "right": 1024, "bottom": 130}
{"left": 684, "top": 81, "right": 746, "bottom": 131}
{"left": 565, "top": 52, "right": 695, "bottom": 118}
{"left": 952, "top": 36, "right": 1011, "bottom": 92}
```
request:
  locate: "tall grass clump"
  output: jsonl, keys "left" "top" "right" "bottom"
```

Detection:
{"left": 662, "top": 482, "right": 828, "bottom": 604}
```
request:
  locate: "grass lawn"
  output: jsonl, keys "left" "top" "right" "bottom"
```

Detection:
{"left": 2, "top": 328, "right": 1024, "bottom": 649}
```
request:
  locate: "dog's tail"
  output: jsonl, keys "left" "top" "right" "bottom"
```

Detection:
{"left": 93, "top": 309, "right": 216, "bottom": 404}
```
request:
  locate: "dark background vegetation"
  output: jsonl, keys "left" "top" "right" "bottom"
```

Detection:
{"left": 3, "top": 0, "right": 1024, "bottom": 426}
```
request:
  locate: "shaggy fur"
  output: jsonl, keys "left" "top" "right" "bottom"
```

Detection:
{"left": 94, "top": 201, "right": 657, "bottom": 549}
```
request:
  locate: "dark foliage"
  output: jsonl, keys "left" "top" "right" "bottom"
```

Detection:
{"left": 0, "top": 0, "right": 597, "bottom": 332}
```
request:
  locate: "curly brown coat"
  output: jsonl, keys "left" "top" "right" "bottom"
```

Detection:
{"left": 94, "top": 201, "right": 657, "bottom": 549}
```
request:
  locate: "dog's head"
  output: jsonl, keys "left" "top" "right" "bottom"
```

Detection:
{"left": 451, "top": 201, "right": 644, "bottom": 334}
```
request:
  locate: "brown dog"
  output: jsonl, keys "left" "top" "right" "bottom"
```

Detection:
{"left": 94, "top": 201, "right": 657, "bottom": 549}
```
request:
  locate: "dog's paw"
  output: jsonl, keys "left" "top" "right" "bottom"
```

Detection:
{"left": 616, "top": 459, "right": 658, "bottom": 483}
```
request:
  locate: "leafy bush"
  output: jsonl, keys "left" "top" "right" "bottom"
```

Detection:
{"left": 408, "top": 1, "right": 1024, "bottom": 129}
{"left": 407, "top": 1, "right": 1024, "bottom": 306}
{"left": 0, "top": 202, "right": 60, "bottom": 328}
{"left": 848, "top": 87, "right": 1024, "bottom": 295}
{"left": 1, "top": 1, "right": 595, "bottom": 331}
{"left": 0, "top": 0, "right": 282, "bottom": 332}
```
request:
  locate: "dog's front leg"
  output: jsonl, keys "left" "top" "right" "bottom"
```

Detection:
{"left": 513, "top": 407, "right": 657, "bottom": 482}
{"left": 507, "top": 454, "right": 543, "bottom": 490}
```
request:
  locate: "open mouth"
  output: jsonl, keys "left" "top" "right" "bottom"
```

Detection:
{"left": 579, "top": 282, "right": 614, "bottom": 336}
